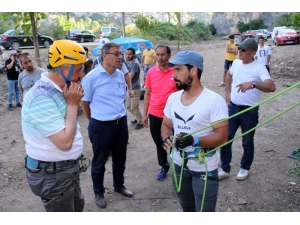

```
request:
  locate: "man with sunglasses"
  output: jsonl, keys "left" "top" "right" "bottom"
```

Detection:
{"left": 81, "top": 42, "right": 133, "bottom": 209}
{"left": 5, "top": 50, "right": 22, "bottom": 110}
{"left": 219, "top": 38, "right": 276, "bottom": 181}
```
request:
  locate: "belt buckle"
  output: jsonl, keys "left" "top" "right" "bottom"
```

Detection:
{"left": 116, "top": 119, "right": 120, "bottom": 124}
{"left": 200, "top": 174, "right": 206, "bottom": 180}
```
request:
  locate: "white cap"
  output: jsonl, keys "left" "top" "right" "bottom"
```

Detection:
{"left": 10, "top": 50, "right": 17, "bottom": 55}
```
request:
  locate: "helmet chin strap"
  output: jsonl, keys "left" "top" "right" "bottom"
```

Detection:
{"left": 57, "top": 65, "right": 75, "bottom": 87}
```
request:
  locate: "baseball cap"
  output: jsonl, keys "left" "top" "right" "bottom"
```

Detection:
{"left": 10, "top": 50, "right": 18, "bottom": 55}
{"left": 167, "top": 50, "right": 204, "bottom": 71}
{"left": 236, "top": 38, "right": 258, "bottom": 51}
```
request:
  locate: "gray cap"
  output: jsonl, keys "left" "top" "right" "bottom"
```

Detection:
{"left": 236, "top": 38, "right": 258, "bottom": 51}
{"left": 10, "top": 50, "right": 17, "bottom": 55}
{"left": 167, "top": 50, "right": 204, "bottom": 71}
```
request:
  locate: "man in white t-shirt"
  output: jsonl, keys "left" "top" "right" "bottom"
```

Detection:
{"left": 161, "top": 50, "right": 228, "bottom": 212}
{"left": 254, "top": 36, "right": 272, "bottom": 73}
{"left": 219, "top": 38, "right": 276, "bottom": 181}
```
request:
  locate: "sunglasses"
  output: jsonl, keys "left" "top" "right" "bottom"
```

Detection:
{"left": 237, "top": 47, "right": 247, "bottom": 52}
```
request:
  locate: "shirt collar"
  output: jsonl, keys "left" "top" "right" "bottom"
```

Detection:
{"left": 41, "top": 72, "right": 63, "bottom": 92}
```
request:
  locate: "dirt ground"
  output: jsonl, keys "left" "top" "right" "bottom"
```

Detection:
{"left": 0, "top": 38, "right": 300, "bottom": 213}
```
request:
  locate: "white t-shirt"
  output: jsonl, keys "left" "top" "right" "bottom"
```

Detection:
{"left": 230, "top": 59, "right": 271, "bottom": 106}
{"left": 164, "top": 88, "right": 228, "bottom": 172}
{"left": 255, "top": 45, "right": 272, "bottom": 65}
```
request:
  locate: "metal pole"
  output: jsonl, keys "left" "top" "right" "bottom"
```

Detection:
{"left": 122, "top": 12, "right": 126, "bottom": 37}
{"left": 67, "top": 12, "right": 70, "bottom": 39}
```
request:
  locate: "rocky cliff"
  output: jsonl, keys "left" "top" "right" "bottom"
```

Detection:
{"left": 211, "top": 12, "right": 286, "bottom": 34}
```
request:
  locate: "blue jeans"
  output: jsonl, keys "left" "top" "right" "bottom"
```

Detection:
{"left": 7, "top": 80, "right": 20, "bottom": 105}
{"left": 88, "top": 117, "right": 128, "bottom": 194}
{"left": 220, "top": 102, "right": 259, "bottom": 173}
{"left": 172, "top": 164, "right": 219, "bottom": 212}
{"left": 143, "top": 64, "right": 154, "bottom": 78}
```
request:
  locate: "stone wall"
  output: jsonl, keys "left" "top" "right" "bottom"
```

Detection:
{"left": 211, "top": 12, "right": 286, "bottom": 34}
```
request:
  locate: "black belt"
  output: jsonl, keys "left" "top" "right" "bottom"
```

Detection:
{"left": 230, "top": 101, "right": 251, "bottom": 110}
{"left": 25, "top": 155, "right": 80, "bottom": 173}
{"left": 101, "top": 116, "right": 126, "bottom": 124}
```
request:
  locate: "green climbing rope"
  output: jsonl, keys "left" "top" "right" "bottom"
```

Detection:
{"left": 170, "top": 80, "right": 300, "bottom": 212}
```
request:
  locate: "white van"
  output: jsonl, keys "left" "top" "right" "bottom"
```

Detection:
{"left": 101, "top": 27, "right": 119, "bottom": 38}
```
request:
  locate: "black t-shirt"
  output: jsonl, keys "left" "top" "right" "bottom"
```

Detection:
{"left": 5, "top": 58, "right": 19, "bottom": 80}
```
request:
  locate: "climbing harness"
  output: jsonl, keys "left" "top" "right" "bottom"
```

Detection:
{"left": 170, "top": 80, "right": 300, "bottom": 212}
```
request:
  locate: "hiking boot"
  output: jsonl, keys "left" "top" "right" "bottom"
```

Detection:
{"left": 134, "top": 123, "right": 144, "bottom": 130}
{"left": 156, "top": 168, "right": 169, "bottom": 181}
{"left": 131, "top": 119, "right": 138, "bottom": 125}
{"left": 218, "top": 168, "right": 230, "bottom": 180}
{"left": 16, "top": 102, "right": 22, "bottom": 107}
{"left": 236, "top": 168, "right": 249, "bottom": 181}
{"left": 7, "top": 104, "right": 13, "bottom": 111}
{"left": 218, "top": 82, "right": 225, "bottom": 87}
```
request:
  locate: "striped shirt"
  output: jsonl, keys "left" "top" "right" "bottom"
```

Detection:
{"left": 21, "top": 72, "right": 83, "bottom": 161}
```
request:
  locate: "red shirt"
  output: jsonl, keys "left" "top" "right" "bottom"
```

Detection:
{"left": 145, "top": 65, "right": 178, "bottom": 118}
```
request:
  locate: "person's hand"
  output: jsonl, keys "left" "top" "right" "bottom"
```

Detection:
{"left": 175, "top": 132, "right": 199, "bottom": 149}
{"left": 143, "top": 115, "right": 149, "bottom": 128}
{"left": 128, "top": 89, "right": 134, "bottom": 98}
{"left": 162, "top": 135, "right": 174, "bottom": 150}
{"left": 236, "top": 82, "right": 252, "bottom": 93}
{"left": 10, "top": 55, "right": 15, "bottom": 61}
{"left": 63, "top": 82, "right": 84, "bottom": 106}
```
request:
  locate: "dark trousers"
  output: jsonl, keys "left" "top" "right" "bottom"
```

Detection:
{"left": 26, "top": 164, "right": 84, "bottom": 212}
{"left": 173, "top": 164, "right": 219, "bottom": 212}
{"left": 88, "top": 117, "right": 128, "bottom": 194}
{"left": 220, "top": 102, "right": 259, "bottom": 173}
{"left": 148, "top": 114, "right": 170, "bottom": 171}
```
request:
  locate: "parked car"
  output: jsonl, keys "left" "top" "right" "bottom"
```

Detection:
{"left": 101, "top": 27, "right": 120, "bottom": 38}
{"left": 271, "top": 26, "right": 286, "bottom": 44}
{"left": 254, "top": 30, "right": 268, "bottom": 41}
{"left": 65, "top": 29, "right": 95, "bottom": 43}
{"left": 0, "top": 29, "right": 54, "bottom": 50}
{"left": 273, "top": 28, "right": 299, "bottom": 45}
{"left": 262, "top": 29, "right": 271, "bottom": 38}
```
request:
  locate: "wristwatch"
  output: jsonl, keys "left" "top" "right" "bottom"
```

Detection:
{"left": 251, "top": 81, "right": 256, "bottom": 89}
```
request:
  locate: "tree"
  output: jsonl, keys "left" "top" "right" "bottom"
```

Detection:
{"left": 291, "top": 12, "right": 300, "bottom": 29}
{"left": 0, "top": 12, "right": 46, "bottom": 67}
{"left": 276, "top": 13, "right": 294, "bottom": 27}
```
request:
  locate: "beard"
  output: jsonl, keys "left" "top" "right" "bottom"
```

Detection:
{"left": 174, "top": 75, "right": 193, "bottom": 91}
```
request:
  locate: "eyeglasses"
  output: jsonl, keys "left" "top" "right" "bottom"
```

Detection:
{"left": 237, "top": 47, "right": 247, "bottom": 52}
{"left": 105, "top": 52, "right": 123, "bottom": 57}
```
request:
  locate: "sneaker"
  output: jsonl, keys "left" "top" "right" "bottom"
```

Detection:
{"left": 131, "top": 119, "right": 138, "bottom": 125}
{"left": 16, "top": 102, "right": 22, "bottom": 107}
{"left": 218, "top": 82, "right": 225, "bottom": 87}
{"left": 218, "top": 168, "right": 230, "bottom": 180}
{"left": 156, "top": 168, "right": 169, "bottom": 181}
{"left": 7, "top": 104, "right": 13, "bottom": 111}
{"left": 236, "top": 168, "right": 249, "bottom": 181}
{"left": 134, "top": 123, "right": 144, "bottom": 130}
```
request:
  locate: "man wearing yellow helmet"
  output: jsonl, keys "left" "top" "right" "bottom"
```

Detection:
{"left": 21, "top": 40, "right": 88, "bottom": 212}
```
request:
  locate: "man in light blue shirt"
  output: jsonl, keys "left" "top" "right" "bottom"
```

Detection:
{"left": 81, "top": 42, "right": 134, "bottom": 209}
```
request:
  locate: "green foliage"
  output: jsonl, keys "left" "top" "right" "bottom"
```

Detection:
{"left": 185, "top": 20, "right": 213, "bottom": 40}
{"left": 291, "top": 12, "right": 300, "bottom": 29}
{"left": 132, "top": 14, "right": 153, "bottom": 35}
{"left": 275, "top": 13, "right": 294, "bottom": 27}
{"left": 237, "top": 17, "right": 267, "bottom": 33}
{"left": 0, "top": 13, "right": 18, "bottom": 33}
{"left": 125, "top": 24, "right": 141, "bottom": 36}
{"left": 38, "top": 18, "right": 65, "bottom": 40}
{"left": 209, "top": 24, "right": 217, "bottom": 35}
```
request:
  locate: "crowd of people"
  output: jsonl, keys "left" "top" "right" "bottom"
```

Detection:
{"left": 0, "top": 35, "right": 277, "bottom": 212}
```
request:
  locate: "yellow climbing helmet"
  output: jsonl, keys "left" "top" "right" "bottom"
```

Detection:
{"left": 48, "top": 40, "right": 87, "bottom": 67}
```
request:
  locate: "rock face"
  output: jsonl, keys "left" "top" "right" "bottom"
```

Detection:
{"left": 211, "top": 12, "right": 286, "bottom": 34}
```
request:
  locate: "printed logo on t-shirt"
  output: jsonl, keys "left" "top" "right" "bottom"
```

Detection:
{"left": 259, "top": 50, "right": 266, "bottom": 57}
{"left": 174, "top": 112, "right": 195, "bottom": 130}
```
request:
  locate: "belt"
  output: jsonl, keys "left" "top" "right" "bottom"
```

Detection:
{"left": 230, "top": 101, "right": 251, "bottom": 110}
{"left": 101, "top": 116, "right": 126, "bottom": 124}
{"left": 25, "top": 155, "right": 80, "bottom": 173}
